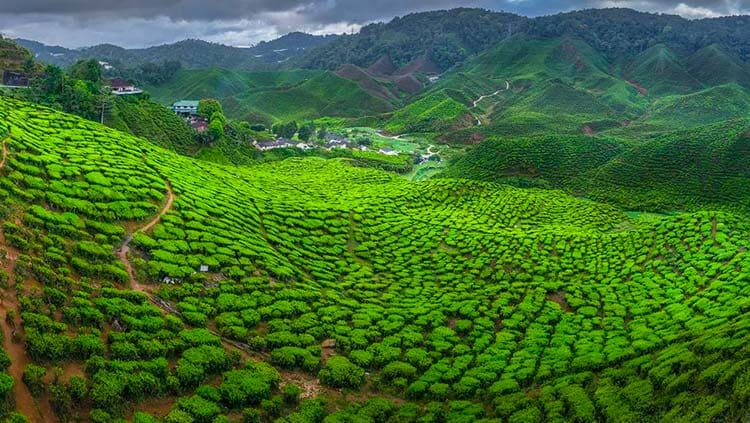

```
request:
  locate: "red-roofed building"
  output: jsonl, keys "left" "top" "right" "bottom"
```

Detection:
{"left": 109, "top": 78, "right": 142, "bottom": 95}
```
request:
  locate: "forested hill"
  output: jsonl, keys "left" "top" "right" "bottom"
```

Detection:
{"left": 16, "top": 32, "right": 337, "bottom": 70}
{"left": 293, "top": 8, "right": 528, "bottom": 71}
{"left": 296, "top": 7, "right": 750, "bottom": 72}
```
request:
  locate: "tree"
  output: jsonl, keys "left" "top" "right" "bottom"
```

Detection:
{"left": 210, "top": 111, "right": 227, "bottom": 125}
{"left": 317, "top": 126, "right": 328, "bottom": 140}
{"left": 198, "top": 99, "right": 223, "bottom": 119}
{"left": 23, "top": 364, "right": 46, "bottom": 397}
{"left": 69, "top": 59, "right": 102, "bottom": 85}
{"left": 208, "top": 120, "right": 225, "bottom": 141}
{"left": 280, "top": 121, "right": 298, "bottom": 139}
{"left": 298, "top": 123, "right": 315, "bottom": 141}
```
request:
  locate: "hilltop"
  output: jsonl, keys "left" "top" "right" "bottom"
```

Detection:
{"left": 16, "top": 32, "right": 337, "bottom": 70}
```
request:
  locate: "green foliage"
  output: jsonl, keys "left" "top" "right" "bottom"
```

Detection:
{"left": 198, "top": 99, "right": 223, "bottom": 120}
{"left": 319, "top": 356, "right": 366, "bottom": 389}
{"left": 3, "top": 91, "right": 750, "bottom": 423}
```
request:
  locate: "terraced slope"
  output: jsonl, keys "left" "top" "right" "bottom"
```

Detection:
{"left": 446, "top": 118, "right": 750, "bottom": 212}
{"left": 146, "top": 68, "right": 396, "bottom": 123}
{"left": 145, "top": 68, "right": 317, "bottom": 105}
{"left": 1, "top": 98, "right": 750, "bottom": 421}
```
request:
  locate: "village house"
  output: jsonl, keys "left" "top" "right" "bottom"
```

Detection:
{"left": 109, "top": 78, "right": 143, "bottom": 95}
{"left": 254, "top": 138, "right": 297, "bottom": 151}
{"left": 187, "top": 115, "right": 209, "bottom": 132}
{"left": 172, "top": 100, "right": 199, "bottom": 115}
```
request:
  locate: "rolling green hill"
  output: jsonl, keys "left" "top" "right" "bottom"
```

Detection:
{"left": 145, "top": 68, "right": 318, "bottom": 105}
{"left": 2, "top": 97, "right": 750, "bottom": 422}
{"left": 146, "top": 68, "right": 395, "bottom": 123}
{"left": 619, "top": 84, "right": 750, "bottom": 133}
{"left": 106, "top": 96, "right": 197, "bottom": 153}
{"left": 687, "top": 44, "right": 750, "bottom": 88}
{"left": 446, "top": 118, "right": 750, "bottom": 212}
{"left": 626, "top": 44, "right": 702, "bottom": 96}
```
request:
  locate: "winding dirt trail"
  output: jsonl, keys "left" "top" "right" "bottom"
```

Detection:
{"left": 471, "top": 80, "right": 511, "bottom": 126}
{"left": 1, "top": 134, "right": 8, "bottom": 170}
{"left": 117, "top": 182, "right": 174, "bottom": 292}
{"left": 0, "top": 132, "right": 56, "bottom": 422}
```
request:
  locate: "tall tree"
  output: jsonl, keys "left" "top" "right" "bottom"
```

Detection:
{"left": 198, "top": 99, "right": 223, "bottom": 119}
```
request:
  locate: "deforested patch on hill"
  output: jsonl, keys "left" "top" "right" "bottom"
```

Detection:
{"left": 335, "top": 64, "right": 403, "bottom": 104}
{"left": 367, "top": 54, "right": 397, "bottom": 77}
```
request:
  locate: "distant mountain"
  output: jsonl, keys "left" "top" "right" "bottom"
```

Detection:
{"left": 15, "top": 32, "right": 338, "bottom": 70}
{"left": 293, "top": 8, "right": 528, "bottom": 72}
{"left": 297, "top": 7, "right": 750, "bottom": 75}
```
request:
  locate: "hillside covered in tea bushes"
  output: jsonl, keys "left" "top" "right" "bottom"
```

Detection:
{"left": 0, "top": 97, "right": 750, "bottom": 422}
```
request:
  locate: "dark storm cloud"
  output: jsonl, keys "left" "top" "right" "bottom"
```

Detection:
{"left": 1, "top": 0, "right": 478, "bottom": 22}
{"left": 1, "top": 0, "right": 749, "bottom": 48}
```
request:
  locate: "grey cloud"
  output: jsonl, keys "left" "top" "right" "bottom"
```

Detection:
{"left": 1, "top": 0, "right": 749, "bottom": 49}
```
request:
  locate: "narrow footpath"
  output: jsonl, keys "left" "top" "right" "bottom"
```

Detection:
{"left": 471, "top": 80, "right": 510, "bottom": 126}
{"left": 0, "top": 134, "right": 8, "bottom": 169}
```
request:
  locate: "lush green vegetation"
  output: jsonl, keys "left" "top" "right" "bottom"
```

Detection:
{"left": 145, "top": 68, "right": 394, "bottom": 124}
{"left": 4, "top": 6, "right": 750, "bottom": 423}
{"left": 445, "top": 119, "right": 750, "bottom": 212}
{"left": 107, "top": 96, "right": 196, "bottom": 153}
{"left": 1, "top": 94, "right": 750, "bottom": 422}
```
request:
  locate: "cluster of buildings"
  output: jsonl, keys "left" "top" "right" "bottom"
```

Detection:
{"left": 171, "top": 100, "right": 208, "bottom": 132}
{"left": 253, "top": 134, "right": 401, "bottom": 156}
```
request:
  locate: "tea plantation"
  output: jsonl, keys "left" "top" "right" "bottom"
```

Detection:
{"left": 1, "top": 97, "right": 750, "bottom": 422}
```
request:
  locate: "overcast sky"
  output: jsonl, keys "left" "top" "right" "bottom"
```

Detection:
{"left": 1, "top": 0, "right": 748, "bottom": 48}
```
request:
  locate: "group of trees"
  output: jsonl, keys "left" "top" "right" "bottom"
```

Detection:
{"left": 22, "top": 59, "right": 108, "bottom": 122}
{"left": 197, "top": 99, "right": 227, "bottom": 143}
{"left": 271, "top": 121, "right": 321, "bottom": 141}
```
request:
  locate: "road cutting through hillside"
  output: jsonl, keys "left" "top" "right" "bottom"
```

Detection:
{"left": 472, "top": 80, "right": 510, "bottom": 125}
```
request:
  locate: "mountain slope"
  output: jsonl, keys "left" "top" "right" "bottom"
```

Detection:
{"left": 446, "top": 118, "right": 750, "bottom": 211}
{"left": 1, "top": 97, "right": 750, "bottom": 422}
{"left": 145, "top": 68, "right": 318, "bottom": 104}
{"left": 295, "top": 8, "right": 528, "bottom": 71}
{"left": 626, "top": 44, "right": 702, "bottom": 96}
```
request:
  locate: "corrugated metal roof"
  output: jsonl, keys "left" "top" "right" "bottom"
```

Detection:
{"left": 172, "top": 100, "right": 199, "bottom": 107}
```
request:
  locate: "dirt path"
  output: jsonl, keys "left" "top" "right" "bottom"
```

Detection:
{"left": 0, "top": 234, "right": 55, "bottom": 421}
{"left": 0, "top": 132, "right": 56, "bottom": 422}
{"left": 1, "top": 134, "right": 9, "bottom": 170}
{"left": 624, "top": 79, "right": 648, "bottom": 96}
{"left": 117, "top": 182, "right": 174, "bottom": 292}
{"left": 471, "top": 80, "right": 510, "bottom": 126}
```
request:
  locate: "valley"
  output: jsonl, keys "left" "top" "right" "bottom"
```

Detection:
{"left": 0, "top": 5, "right": 750, "bottom": 423}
